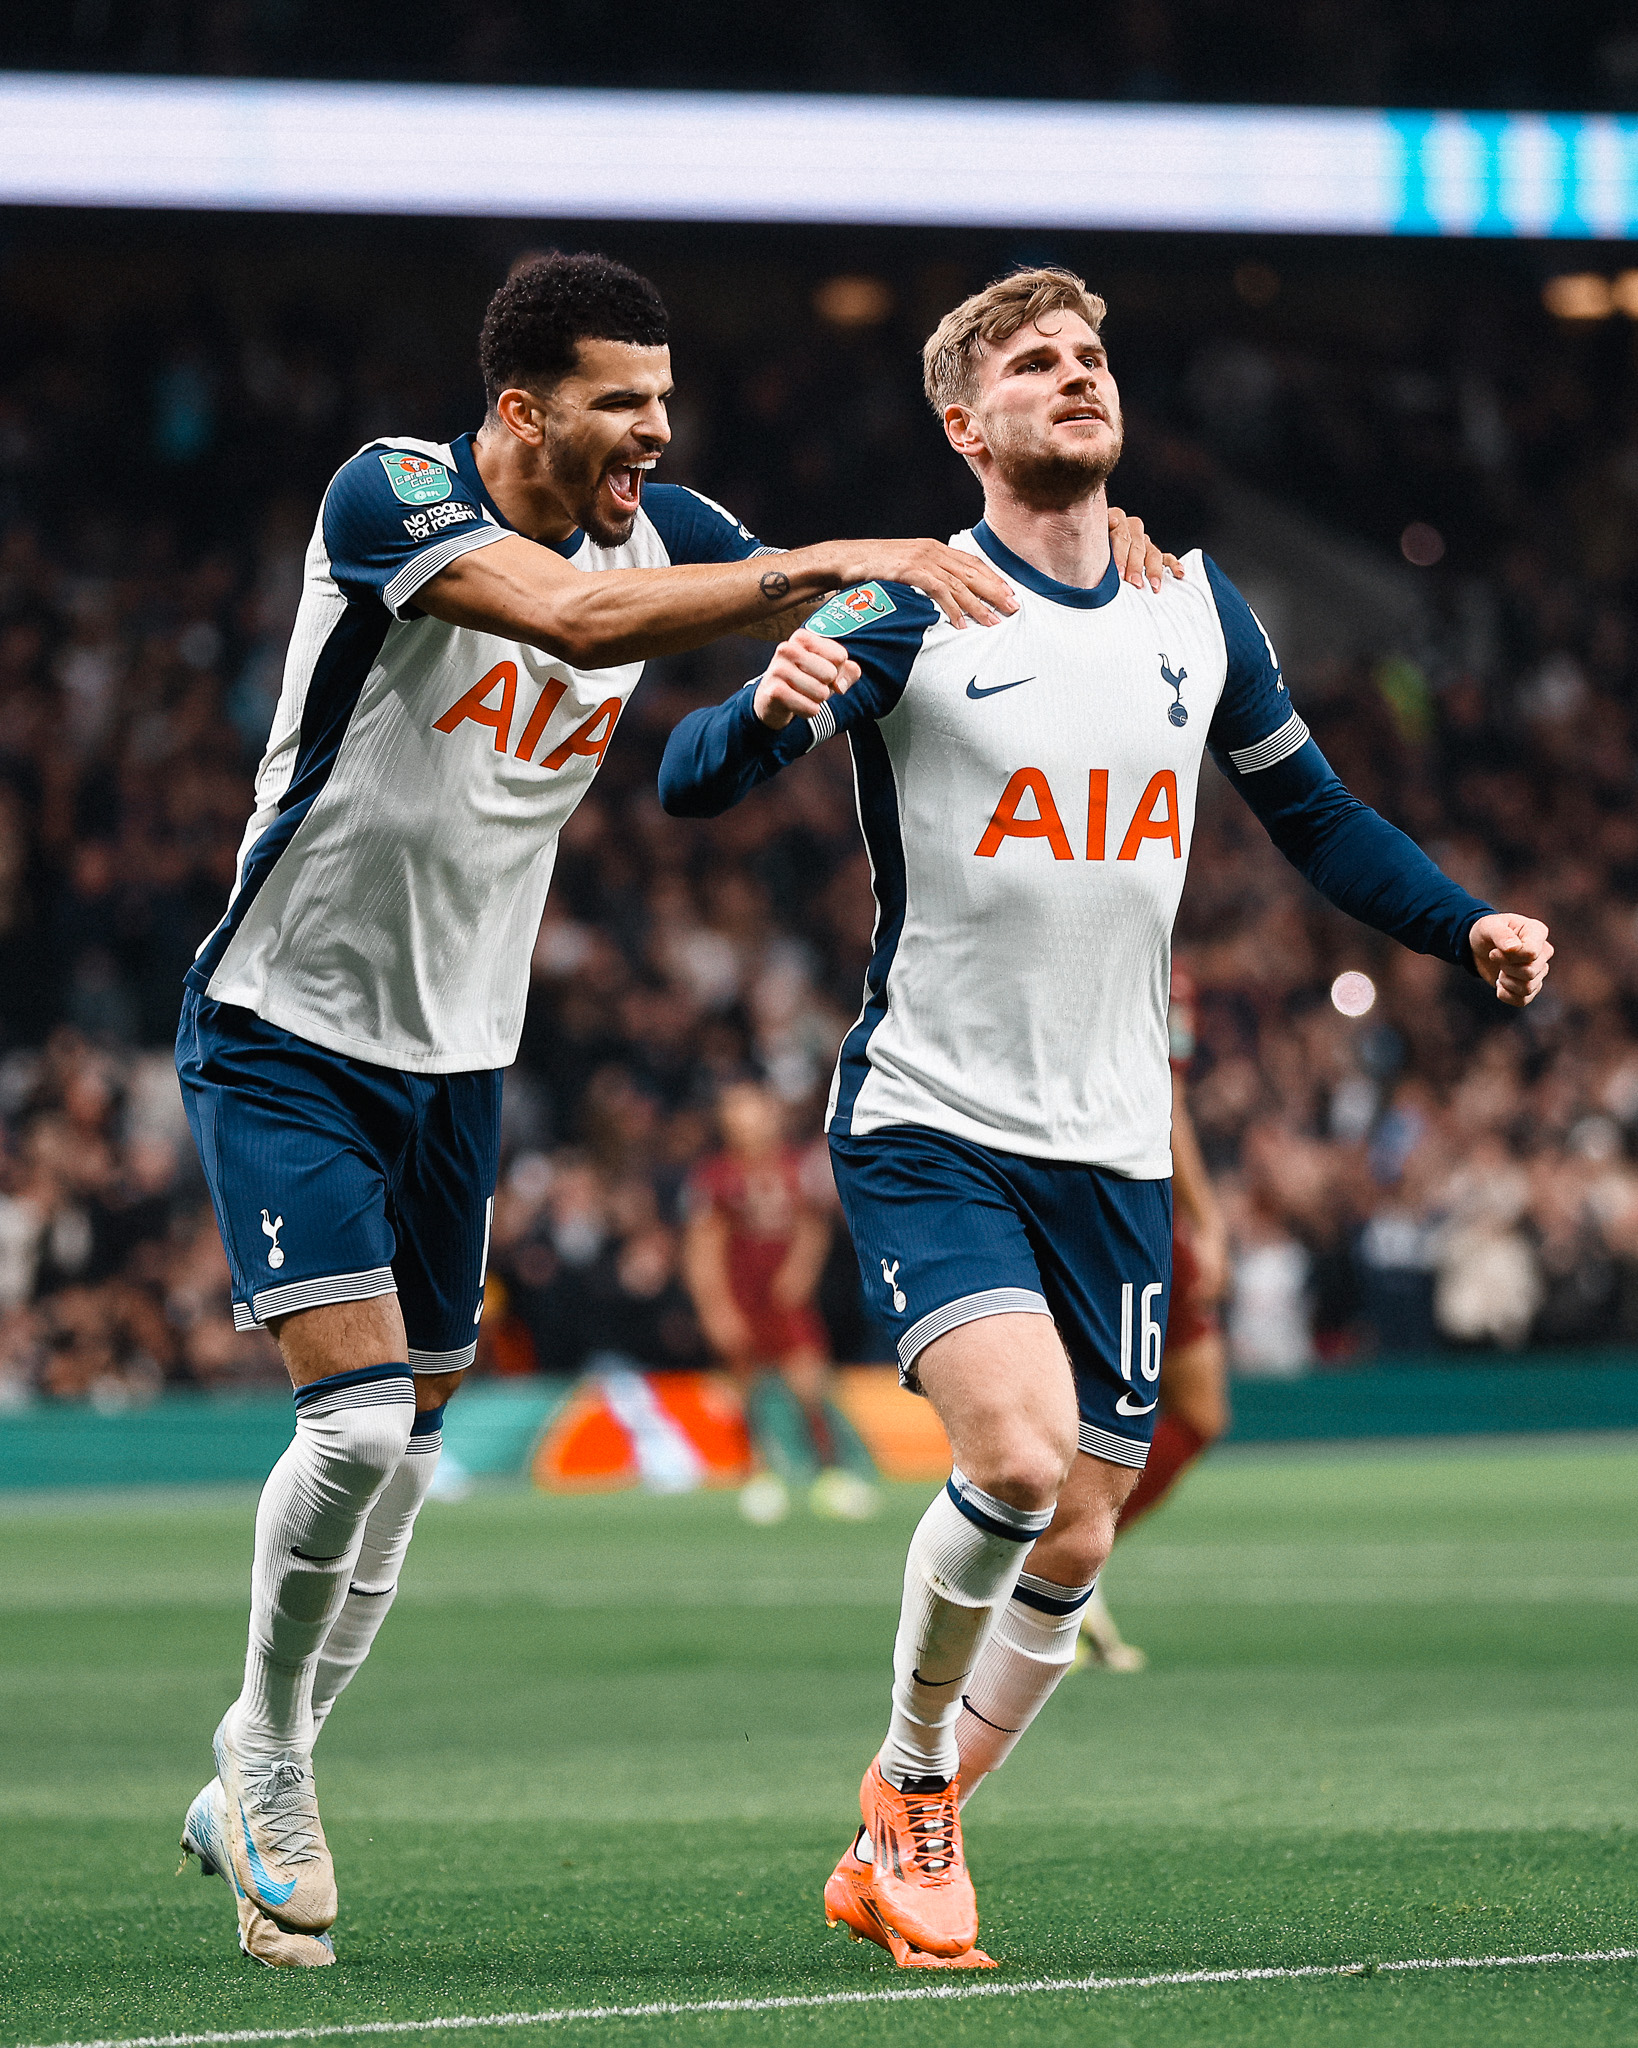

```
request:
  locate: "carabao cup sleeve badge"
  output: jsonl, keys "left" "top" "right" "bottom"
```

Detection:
{"left": 804, "top": 582, "right": 898, "bottom": 637}
{"left": 380, "top": 452, "right": 454, "bottom": 505}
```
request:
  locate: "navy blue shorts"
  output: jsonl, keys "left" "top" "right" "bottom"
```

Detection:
{"left": 829, "top": 1124, "right": 1173, "bottom": 1469}
{"left": 176, "top": 989, "right": 502, "bottom": 1370}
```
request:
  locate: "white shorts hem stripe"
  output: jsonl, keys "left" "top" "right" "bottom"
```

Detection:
{"left": 408, "top": 1343, "right": 477, "bottom": 1373}
{"left": 1078, "top": 1421, "right": 1151, "bottom": 1468}
{"left": 1229, "top": 712, "right": 1309, "bottom": 774}
{"left": 382, "top": 523, "right": 509, "bottom": 617}
{"left": 898, "top": 1287, "right": 1051, "bottom": 1371}
{"left": 241, "top": 1265, "right": 398, "bottom": 1327}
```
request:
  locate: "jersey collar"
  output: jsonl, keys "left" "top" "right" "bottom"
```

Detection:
{"left": 448, "top": 434, "right": 586, "bottom": 560}
{"left": 972, "top": 520, "right": 1121, "bottom": 609}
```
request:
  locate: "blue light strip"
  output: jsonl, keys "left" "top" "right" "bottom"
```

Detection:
{"left": 0, "top": 74, "right": 1632, "bottom": 238}
{"left": 1384, "top": 110, "right": 1638, "bottom": 238}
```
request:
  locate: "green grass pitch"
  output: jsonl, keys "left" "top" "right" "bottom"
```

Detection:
{"left": 3, "top": 1440, "right": 1637, "bottom": 2047}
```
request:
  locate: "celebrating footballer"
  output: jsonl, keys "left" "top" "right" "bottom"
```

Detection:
{"left": 660, "top": 266, "right": 1551, "bottom": 1967}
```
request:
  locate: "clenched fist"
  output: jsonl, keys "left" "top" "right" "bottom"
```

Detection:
{"left": 1469, "top": 913, "right": 1553, "bottom": 1008}
{"left": 753, "top": 628, "right": 861, "bottom": 731}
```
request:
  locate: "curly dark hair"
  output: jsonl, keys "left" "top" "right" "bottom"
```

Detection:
{"left": 478, "top": 251, "right": 669, "bottom": 406}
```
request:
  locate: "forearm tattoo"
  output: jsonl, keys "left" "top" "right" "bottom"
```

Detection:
{"left": 759, "top": 569, "right": 791, "bottom": 604}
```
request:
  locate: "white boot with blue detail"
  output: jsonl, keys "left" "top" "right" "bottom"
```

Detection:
{"left": 179, "top": 1777, "right": 336, "bottom": 1968}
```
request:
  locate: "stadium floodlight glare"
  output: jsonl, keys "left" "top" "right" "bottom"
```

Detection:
{"left": 1330, "top": 972, "right": 1378, "bottom": 1018}
{"left": 0, "top": 74, "right": 1635, "bottom": 236}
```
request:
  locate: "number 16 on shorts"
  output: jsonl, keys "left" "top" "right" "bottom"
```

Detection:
{"left": 1119, "top": 1281, "right": 1165, "bottom": 1387}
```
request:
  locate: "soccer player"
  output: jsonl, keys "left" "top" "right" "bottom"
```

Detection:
{"left": 1077, "top": 965, "right": 1227, "bottom": 1670}
{"left": 171, "top": 250, "right": 1170, "bottom": 1968}
{"left": 682, "top": 1078, "right": 878, "bottom": 1523}
{"left": 658, "top": 266, "right": 1552, "bottom": 1968}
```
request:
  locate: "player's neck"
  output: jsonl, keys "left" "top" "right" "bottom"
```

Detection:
{"left": 978, "top": 486, "right": 1112, "bottom": 591}
{"left": 472, "top": 427, "right": 580, "bottom": 545}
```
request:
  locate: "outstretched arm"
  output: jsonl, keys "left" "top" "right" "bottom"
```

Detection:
{"left": 1203, "top": 555, "right": 1550, "bottom": 1006}
{"left": 420, "top": 533, "right": 1011, "bottom": 668}
{"left": 1222, "top": 736, "right": 1550, "bottom": 1004}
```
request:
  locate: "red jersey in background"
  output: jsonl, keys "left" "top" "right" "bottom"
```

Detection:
{"left": 686, "top": 1147, "right": 829, "bottom": 1361}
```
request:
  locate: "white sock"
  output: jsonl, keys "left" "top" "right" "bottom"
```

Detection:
{"left": 310, "top": 1403, "right": 445, "bottom": 1740}
{"left": 877, "top": 1470, "right": 1054, "bottom": 1789}
{"left": 955, "top": 1571, "right": 1097, "bottom": 1807}
{"left": 230, "top": 1365, "right": 415, "bottom": 1760}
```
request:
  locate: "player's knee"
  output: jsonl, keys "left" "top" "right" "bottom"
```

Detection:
{"left": 1054, "top": 1525, "right": 1113, "bottom": 1587}
{"left": 972, "top": 1427, "right": 1076, "bottom": 1513}
{"left": 1035, "top": 1491, "right": 1123, "bottom": 1584}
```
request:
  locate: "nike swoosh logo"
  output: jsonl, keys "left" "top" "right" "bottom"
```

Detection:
{"left": 966, "top": 675, "right": 1035, "bottom": 700}
{"left": 1115, "top": 1393, "right": 1159, "bottom": 1417}
{"left": 239, "top": 1804, "right": 298, "bottom": 1907}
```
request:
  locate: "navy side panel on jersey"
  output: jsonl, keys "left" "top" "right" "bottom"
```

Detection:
{"left": 830, "top": 714, "right": 911, "bottom": 1131}
{"left": 657, "top": 580, "right": 938, "bottom": 816}
{"left": 187, "top": 603, "right": 392, "bottom": 991}
{"left": 325, "top": 445, "right": 501, "bottom": 617}
{"left": 641, "top": 483, "right": 769, "bottom": 564}
{"left": 1203, "top": 558, "right": 1492, "bottom": 967}
{"left": 189, "top": 438, "right": 515, "bottom": 996}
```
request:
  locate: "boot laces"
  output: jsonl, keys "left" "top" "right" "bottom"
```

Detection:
{"left": 240, "top": 1756, "right": 323, "bottom": 1866}
{"left": 902, "top": 1786, "right": 960, "bottom": 1881}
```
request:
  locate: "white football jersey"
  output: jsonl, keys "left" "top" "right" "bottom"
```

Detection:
{"left": 191, "top": 436, "right": 768, "bottom": 1072}
{"left": 667, "top": 527, "right": 1305, "bottom": 1176}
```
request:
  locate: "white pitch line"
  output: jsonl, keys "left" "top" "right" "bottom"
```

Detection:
{"left": 18, "top": 1946, "right": 1638, "bottom": 2048}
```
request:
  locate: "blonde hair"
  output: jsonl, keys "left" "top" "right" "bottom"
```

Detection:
{"left": 922, "top": 266, "right": 1107, "bottom": 413}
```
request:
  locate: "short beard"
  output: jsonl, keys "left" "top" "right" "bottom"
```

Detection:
{"left": 987, "top": 412, "right": 1124, "bottom": 511}
{"left": 539, "top": 417, "right": 640, "bottom": 549}
{"left": 580, "top": 493, "right": 640, "bottom": 551}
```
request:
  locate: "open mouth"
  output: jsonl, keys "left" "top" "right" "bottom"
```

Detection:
{"left": 602, "top": 457, "right": 657, "bottom": 516}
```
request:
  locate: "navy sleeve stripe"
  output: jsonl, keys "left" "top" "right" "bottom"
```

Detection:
{"left": 1229, "top": 711, "right": 1309, "bottom": 774}
{"left": 806, "top": 700, "right": 839, "bottom": 745}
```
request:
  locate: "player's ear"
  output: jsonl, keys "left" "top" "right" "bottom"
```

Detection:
{"left": 943, "top": 403, "right": 983, "bottom": 461}
{"left": 493, "top": 387, "right": 546, "bottom": 447}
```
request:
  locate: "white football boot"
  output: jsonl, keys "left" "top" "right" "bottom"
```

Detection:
{"left": 212, "top": 1714, "right": 339, "bottom": 1933}
{"left": 180, "top": 1776, "right": 336, "bottom": 1968}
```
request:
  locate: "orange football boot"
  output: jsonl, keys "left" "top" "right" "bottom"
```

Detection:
{"left": 824, "top": 1831, "right": 996, "bottom": 1970}
{"left": 856, "top": 1759, "right": 979, "bottom": 1958}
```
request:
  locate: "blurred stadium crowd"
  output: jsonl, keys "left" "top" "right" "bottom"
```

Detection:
{"left": 2, "top": 218, "right": 1637, "bottom": 1408}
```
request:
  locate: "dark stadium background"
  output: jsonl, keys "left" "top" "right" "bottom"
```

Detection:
{"left": 7, "top": 18, "right": 1638, "bottom": 2048}
{"left": 3, "top": 7, "right": 1638, "bottom": 1408}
